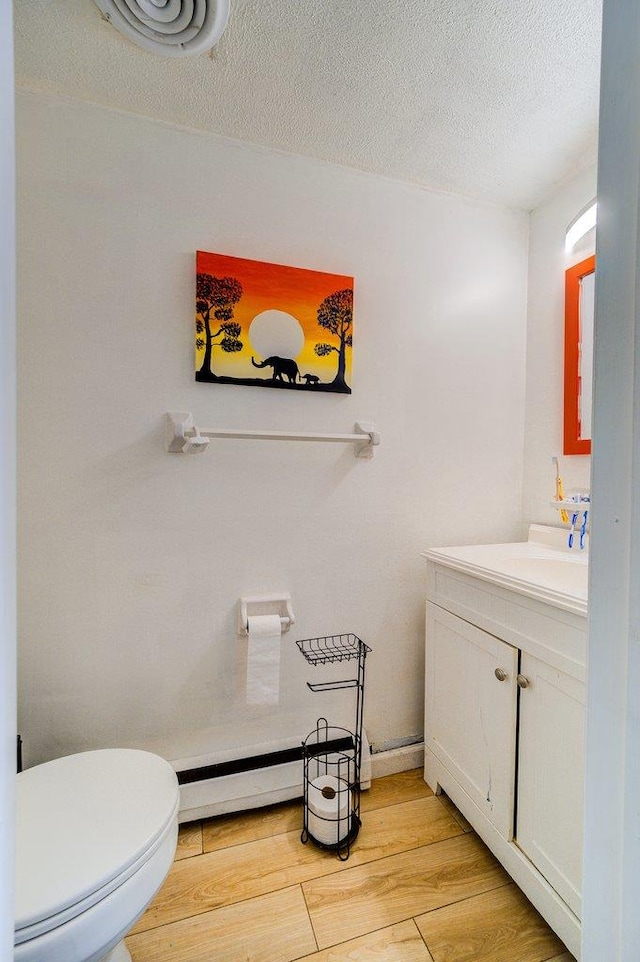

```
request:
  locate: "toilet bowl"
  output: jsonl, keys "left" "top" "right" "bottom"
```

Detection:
{"left": 14, "top": 748, "right": 180, "bottom": 962}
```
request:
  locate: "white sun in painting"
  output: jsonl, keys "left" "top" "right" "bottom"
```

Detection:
{"left": 248, "top": 310, "right": 305, "bottom": 360}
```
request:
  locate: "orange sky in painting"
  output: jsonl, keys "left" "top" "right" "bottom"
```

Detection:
{"left": 195, "top": 251, "right": 353, "bottom": 381}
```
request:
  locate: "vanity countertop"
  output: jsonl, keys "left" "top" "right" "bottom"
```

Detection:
{"left": 422, "top": 524, "right": 588, "bottom": 617}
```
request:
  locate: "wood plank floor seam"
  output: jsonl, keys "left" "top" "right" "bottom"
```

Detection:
{"left": 297, "top": 915, "right": 438, "bottom": 960}
{"left": 298, "top": 881, "right": 320, "bottom": 956}
{"left": 132, "top": 865, "right": 350, "bottom": 936}
{"left": 410, "top": 917, "right": 437, "bottom": 962}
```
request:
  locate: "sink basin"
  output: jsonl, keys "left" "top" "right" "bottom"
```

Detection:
{"left": 498, "top": 556, "right": 587, "bottom": 596}
{"left": 423, "top": 524, "right": 588, "bottom": 615}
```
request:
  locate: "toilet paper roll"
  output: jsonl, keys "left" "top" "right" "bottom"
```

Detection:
{"left": 246, "top": 614, "right": 282, "bottom": 705}
{"left": 307, "top": 774, "right": 351, "bottom": 846}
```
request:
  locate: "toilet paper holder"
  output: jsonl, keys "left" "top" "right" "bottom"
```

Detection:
{"left": 238, "top": 593, "right": 295, "bottom": 635}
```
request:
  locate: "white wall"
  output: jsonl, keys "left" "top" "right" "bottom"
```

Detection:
{"left": 16, "top": 90, "right": 528, "bottom": 768}
{"left": 523, "top": 165, "right": 596, "bottom": 526}
{"left": 0, "top": 2, "right": 16, "bottom": 956}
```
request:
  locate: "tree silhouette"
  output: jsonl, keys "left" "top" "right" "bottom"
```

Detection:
{"left": 314, "top": 289, "right": 353, "bottom": 390}
{"left": 196, "top": 274, "right": 243, "bottom": 378}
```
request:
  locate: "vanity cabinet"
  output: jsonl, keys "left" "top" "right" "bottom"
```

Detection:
{"left": 423, "top": 549, "right": 587, "bottom": 959}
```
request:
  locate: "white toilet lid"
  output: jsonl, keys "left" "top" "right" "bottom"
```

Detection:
{"left": 15, "top": 749, "right": 179, "bottom": 936}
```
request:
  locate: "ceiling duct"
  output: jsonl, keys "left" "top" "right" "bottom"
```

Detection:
{"left": 93, "top": 0, "right": 230, "bottom": 57}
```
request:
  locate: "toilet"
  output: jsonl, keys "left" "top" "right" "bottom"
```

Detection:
{"left": 14, "top": 748, "right": 180, "bottom": 962}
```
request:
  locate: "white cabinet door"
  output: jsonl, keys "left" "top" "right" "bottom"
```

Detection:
{"left": 425, "top": 603, "right": 519, "bottom": 837}
{"left": 516, "top": 653, "right": 585, "bottom": 918}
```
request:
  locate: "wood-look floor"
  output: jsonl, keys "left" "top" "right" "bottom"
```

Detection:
{"left": 126, "top": 769, "right": 577, "bottom": 962}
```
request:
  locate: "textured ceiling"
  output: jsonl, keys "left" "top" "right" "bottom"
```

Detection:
{"left": 14, "top": 0, "right": 602, "bottom": 209}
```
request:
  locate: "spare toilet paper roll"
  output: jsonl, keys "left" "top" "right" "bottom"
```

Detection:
{"left": 246, "top": 614, "right": 282, "bottom": 705}
{"left": 307, "top": 774, "right": 351, "bottom": 846}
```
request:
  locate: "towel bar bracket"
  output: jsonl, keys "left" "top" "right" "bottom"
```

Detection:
{"left": 353, "top": 422, "right": 379, "bottom": 459}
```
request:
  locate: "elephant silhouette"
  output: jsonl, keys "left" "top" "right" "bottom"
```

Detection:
{"left": 301, "top": 374, "right": 320, "bottom": 384}
{"left": 251, "top": 356, "right": 300, "bottom": 383}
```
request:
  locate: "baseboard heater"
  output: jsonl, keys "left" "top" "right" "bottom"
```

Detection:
{"left": 171, "top": 730, "right": 371, "bottom": 823}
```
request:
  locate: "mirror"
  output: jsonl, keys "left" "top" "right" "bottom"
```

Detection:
{"left": 564, "top": 254, "right": 595, "bottom": 454}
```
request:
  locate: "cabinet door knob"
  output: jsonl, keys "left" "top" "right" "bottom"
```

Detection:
{"left": 517, "top": 674, "right": 530, "bottom": 689}
{"left": 494, "top": 667, "right": 508, "bottom": 681}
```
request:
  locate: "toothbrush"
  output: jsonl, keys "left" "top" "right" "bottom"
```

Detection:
{"left": 568, "top": 509, "right": 579, "bottom": 548}
{"left": 552, "top": 456, "right": 569, "bottom": 523}
{"left": 579, "top": 509, "right": 589, "bottom": 550}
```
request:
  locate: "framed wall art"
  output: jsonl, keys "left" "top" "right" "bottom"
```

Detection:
{"left": 195, "top": 251, "right": 354, "bottom": 394}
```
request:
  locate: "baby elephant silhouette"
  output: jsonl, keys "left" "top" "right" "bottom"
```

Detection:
{"left": 302, "top": 374, "right": 320, "bottom": 384}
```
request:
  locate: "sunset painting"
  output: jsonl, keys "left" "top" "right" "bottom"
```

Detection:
{"left": 195, "top": 251, "right": 354, "bottom": 394}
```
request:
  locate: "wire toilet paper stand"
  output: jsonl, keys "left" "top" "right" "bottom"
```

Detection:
{"left": 296, "top": 633, "right": 371, "bottom": 860}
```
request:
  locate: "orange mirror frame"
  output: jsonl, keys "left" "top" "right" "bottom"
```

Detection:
{"left": 564, "top": 255, "right": 595, "bottom": 455}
